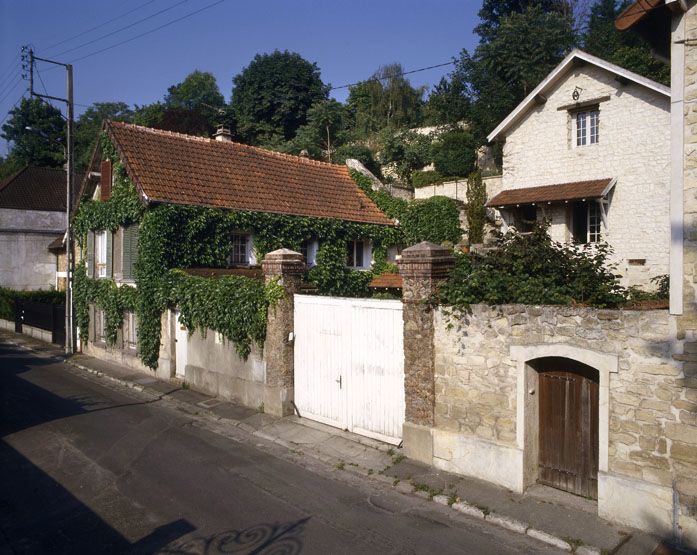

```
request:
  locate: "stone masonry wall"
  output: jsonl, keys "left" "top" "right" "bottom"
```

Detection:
{"left": 500, "top": 64, "right": 670, "bottom": 286}
{"left": 434, "top": 305, "right": 697, "bottom": 501}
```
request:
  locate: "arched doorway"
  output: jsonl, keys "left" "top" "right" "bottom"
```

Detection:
{"left": 530, "top": 357, "right": 599, "bottom": 499}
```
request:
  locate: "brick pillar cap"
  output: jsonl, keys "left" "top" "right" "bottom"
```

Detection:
{"left": 262, "top": 248, "right": 305, "bottom": 277}
{"left": 399, "top": 241, "right": 455, "bottom": 279}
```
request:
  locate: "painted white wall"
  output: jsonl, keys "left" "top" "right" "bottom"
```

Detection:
{"left": 499, "top": 64, "right": 670, "bottom": 287}
{"left": 0, "top": 208, "right": 64, "bottom": 290}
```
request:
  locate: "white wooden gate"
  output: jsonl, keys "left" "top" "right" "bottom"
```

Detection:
{"left": 294, "top": 294, "right": 405, "bottom": 444}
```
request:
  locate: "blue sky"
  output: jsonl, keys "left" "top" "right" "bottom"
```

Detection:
{"left": 0, "top": 0, "right": 480, "bottom": 156}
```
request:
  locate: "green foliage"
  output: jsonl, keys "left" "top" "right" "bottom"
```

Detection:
{"left": 466, "top": 170, "right": 487, "bottom": 244}
{"left": 582, "top": 0, "right": 669, "bottom": 85}
{"left": 378, "top": 130, "right": 432, "bottom": 184}
{"left": 423, "top": 77, "right": 471, "bottom": 126}
{"left": 412, "top": 170, "right": 444, "bottom": 188}
{"left": 347, "top": 63, "right": 426, "bottom": 137}
{"left": 402, "top": 197, "right": 462, "bottom": 246}
{"left": 431, "top": 129, "right": 477, "bottom": 177}
{"left": 168, "top": 271, "right": 284, "bottom": 359}
{"left": 307, "top": 242, "right": 375, "bottom": 298}
{"left": 1, "top": 97, "right": 65, "bottom": 168}
{"left": 230, "top": 50, "right": 329, "bottom": 145}
{"left": 73, "top": 139, "right": 143, "bottom": 244}
{"left": 74, "top": 102, "right": 132, "bottom": 172}
{"left": 165, "top": 70, "right": 226, "bottom": 122}
{"left": 0, "top": 287, "right": 64, "bottom": 320}
{"left": 454, "top": 2, "right": 575, "bottom": 145}
{"left": 627, "top": 274, "right": 670, "bottom": 303}
{"left": 292, "top": 99, "right": 349, "bottom": 162}
{"left": 439, "top": 225, "right": 627, "bottom": 308}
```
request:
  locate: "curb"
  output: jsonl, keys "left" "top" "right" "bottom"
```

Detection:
{"left": 51, "top": 349, "right": 605, "bottom": 555}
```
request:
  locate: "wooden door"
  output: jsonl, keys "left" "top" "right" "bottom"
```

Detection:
{"left": 538, "top": 367, "right": 599, "bottom": 499}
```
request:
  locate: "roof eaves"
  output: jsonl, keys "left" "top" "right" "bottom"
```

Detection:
{"left": 103, "top": 120, "right": 151, "bottom": 208}
{"left": 486, "top": 49, "right": 671, "bottom": 143}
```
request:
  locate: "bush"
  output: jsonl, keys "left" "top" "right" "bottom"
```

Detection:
{"left": 378, "top": 130, "right": 432, "bottom": 184}
{"left": 439, "top": 225, "right": 627, "bottom": 308}
{"left": 402, "top": 196, "right": 462, "bottom": 246}
{"left": 466, "top": 170, "right": 486, "bottom": 244}
{"left": 0, "top": 287, "right": 64, "bottom": 320}
{"left": 432, "top": 130, "right": 477, "bottom": 178}
{"left": 412, "top": 170, "right": 444, "bottom": 188}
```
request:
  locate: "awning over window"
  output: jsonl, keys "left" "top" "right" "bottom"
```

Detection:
{"left": 487, "top": 178, "right": 615, "bottom": 208}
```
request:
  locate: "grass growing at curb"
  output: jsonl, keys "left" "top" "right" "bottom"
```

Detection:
{"left": 335, "top": 461, "right": 345, "bottom": 470}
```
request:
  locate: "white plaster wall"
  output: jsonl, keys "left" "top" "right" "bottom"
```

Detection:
{"left": 500, "top": 65, "right": 670, "bottom": 286}
{"left": 0, "top": 208, "right": 64, "bottom": 290}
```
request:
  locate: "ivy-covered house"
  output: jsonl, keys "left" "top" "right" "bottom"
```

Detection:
{"left": 73, "top": 121, "right": 397, "bottom": 380}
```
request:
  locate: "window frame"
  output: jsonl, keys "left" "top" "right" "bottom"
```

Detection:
{"left": 228, "top": 232, "right": 251, "bottom": 266}
{"left": 346, "top": 239, "right": 371, "bottom": 270}
{"left": 300, "top": 238, "right": 319, "bottom": 267}
{"left": 94, "top": 230, "right": 108, "bottom": 278}
{"left": 573, "top": 108, "right": 600, "bottom": 147}
{"left": 123, "top": 311, "right": 138, "bottom": 352}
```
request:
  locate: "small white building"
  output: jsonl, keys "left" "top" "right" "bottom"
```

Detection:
{"left": 487, "top": 49, "right": 671, "bottom": 288}
{"left": 0, "top": 166, "right": 66, "bottom": 290}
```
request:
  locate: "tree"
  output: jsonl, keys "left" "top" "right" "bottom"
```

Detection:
{"left": 432, "top": 129, "right": 478, "bottom": 177}
{"left": 164, "top": 70, "right": 227, "bottom": 130}
{"left": 466, "top": 170, "right": 487, "bottom": 244}
{"left": 423, "top": 76, "right": 471, "bottom": 126}
{"left": 1, "top": 97, "right": 64, "bottom": 168}
{"left": 74, "top": 102, "right": 132, "bottom": 171}
{"left": 292, "top": 99, "right": 349, "bottom": 161}
{"left": 230, "top": 50, "right": 329, "bottom": 145}
{"left": 456, "top": 2, "right": 575, "bottom": 144}
{"left": 582, "top": 0, "right": 669, "bottom": 85}
{"left": 347, "top": 64, "right": 425, "bottom": 137}
{"left": 378, "top": 130, "right": 432, "bottom": 184}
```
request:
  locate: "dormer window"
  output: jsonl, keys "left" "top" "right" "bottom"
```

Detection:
{"left": 575, "top": 109, "right": 599, "bottom": 146}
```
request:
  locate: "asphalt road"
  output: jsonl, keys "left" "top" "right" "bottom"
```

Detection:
{"left": 0, "top": 341, "right": 565, "bottom": 554}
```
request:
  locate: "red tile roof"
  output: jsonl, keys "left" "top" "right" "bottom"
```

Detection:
{"left": 369, "top": 272, "right": 403, "bottom": 289}
{"left": 487, "top": 178, "right": 614, "bottom": 207}
{"left": 0, "top": 166, "right": 66, "bottom": 211}
{"left": 105, "top": 121, "right": 393, "bottom": 226}
{"left": 615, "top": 0, "right": 662, "bottom": 31}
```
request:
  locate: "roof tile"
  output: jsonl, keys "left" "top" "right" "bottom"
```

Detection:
{"left": 107, "top": 122, "right": 393, "bottom": 226}
{"left": 487, "top": 178, "right": 613, "bottom": 207}
{"left": 0, "top": 166, "right": 66, "bottom": 211}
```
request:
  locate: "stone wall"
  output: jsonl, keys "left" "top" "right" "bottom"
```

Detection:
{"left": 499, "top": 63, "right": 670, "bottom": 287}
{"left": 431, "top": 303, "right": 697, "bottom": 542}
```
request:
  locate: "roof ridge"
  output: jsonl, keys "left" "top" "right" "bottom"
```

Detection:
{"left": 108, "top": 120, "right": 347, "bottom": 170}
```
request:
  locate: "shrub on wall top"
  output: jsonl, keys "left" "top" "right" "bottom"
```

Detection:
{"left": 432, "top": 129, "right": 477, "bottom": 178}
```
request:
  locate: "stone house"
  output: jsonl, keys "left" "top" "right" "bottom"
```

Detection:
{"left": 0, "top": 166, "right": 66, "bottom": 290}
{"left": 75, "top": 121, "right": 394, "bottom": 406}
{"left": 486, "top": 49, "right": 671, "bottom": 288}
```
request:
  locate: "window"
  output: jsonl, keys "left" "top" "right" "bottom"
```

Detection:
{"left": 94, "top": 308, "right": 106, "bottom": 343}
{"left": 572, "top": 201, "right": 602, "bottom": 244}
{"left": 229, "top": 233, "right": 250, "bottom": 265}
{"left": 94, "top": 230, "right": 108, "bottom": 278}
{"left": 347, "top": 240, "right": 369, "bottom": 269}
{"left": 515, "top": 205, "right": 537, "bottom": 233}
{"left": 124, "top": 311, "right": 137, "bottom": 351}
{"left": 122, "top": 225, "right": 139, "bottom": 281}
{"left": 575, "top": 109, "right": 599, "bottom": 146}
{"left": 300, "top": 239, "right": 318, "bottom": 267}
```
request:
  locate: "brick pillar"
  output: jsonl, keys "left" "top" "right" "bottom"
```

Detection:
{"left": 262, "top": 248, "right": 304, "bottom": 417}
{"left": 398, "top": 241, "right": 455, "bottom": 464}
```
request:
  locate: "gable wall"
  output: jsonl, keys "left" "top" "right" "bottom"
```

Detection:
{"left": 501, "top": 64, "right": 670, "bottom": 287}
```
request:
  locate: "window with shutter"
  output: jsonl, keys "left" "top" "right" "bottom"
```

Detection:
{"left": 122, "top": 225, "right": 139, "bottom": 281}
{"left": 87, "top": 231, "right": 95, "bottom": 278}
{"left": 105, "top": 231, "right": 113, "bottom": 278}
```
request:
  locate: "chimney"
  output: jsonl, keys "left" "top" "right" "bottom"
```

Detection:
{"left": 213, "top": 125, "right": 232, "bottom": 142}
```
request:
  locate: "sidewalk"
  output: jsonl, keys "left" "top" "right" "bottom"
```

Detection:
{"left": 1, "top": 329, "right": 685, "bottom": 555}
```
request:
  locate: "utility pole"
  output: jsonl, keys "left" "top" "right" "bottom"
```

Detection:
{"left": 26, "top": 48, "right": 74, "bottom": 355}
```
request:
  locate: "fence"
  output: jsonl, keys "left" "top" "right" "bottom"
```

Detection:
{"left": 15, "top": 300, "right": 65, "bottom": 345}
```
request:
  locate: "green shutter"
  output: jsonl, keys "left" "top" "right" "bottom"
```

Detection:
{"left": 106, "top": 231, "right": 113, "bottom": 278}
{"left": 87, "top": 231, "right": 95, "bottom": 278}
{"left": 122, "top": 225, "right": 139, "bottom": 280}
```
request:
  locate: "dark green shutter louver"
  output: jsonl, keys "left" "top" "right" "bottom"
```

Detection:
{"left": 122, "top": 225, "right": 139, "bottom": 280}
{"left": 106, "top": 231, "right": 113, "bottom": 278}
{"left": 87, "top": 231, "right": 95, "bottom": 278}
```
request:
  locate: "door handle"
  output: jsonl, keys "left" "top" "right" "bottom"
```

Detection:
{"left": 336, "top": 375, "right": 342, "bottom": 389}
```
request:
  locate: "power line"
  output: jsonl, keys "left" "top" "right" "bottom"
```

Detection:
{"left": 0, "top": 74, "right": 22, "bottom": 100}
{"left": 0, "top": 90, "right": 28, "bottom": 128}
{"left": 42, "top": 0, "right": 160, "bottom": 53}
{"left": 330, "top": 61, "right": 456, "bottom": 91}
{"left": 0, "top": 77, "right": 23, "bottom": 106}
{"left": 0, "top": 61, "right": 21, "bottom": 92}
{"left": 52, "top": 0, "right": 191, "bottom": 58}
{"left": 68, "top": 0, "right": 228, "bottom": 64}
